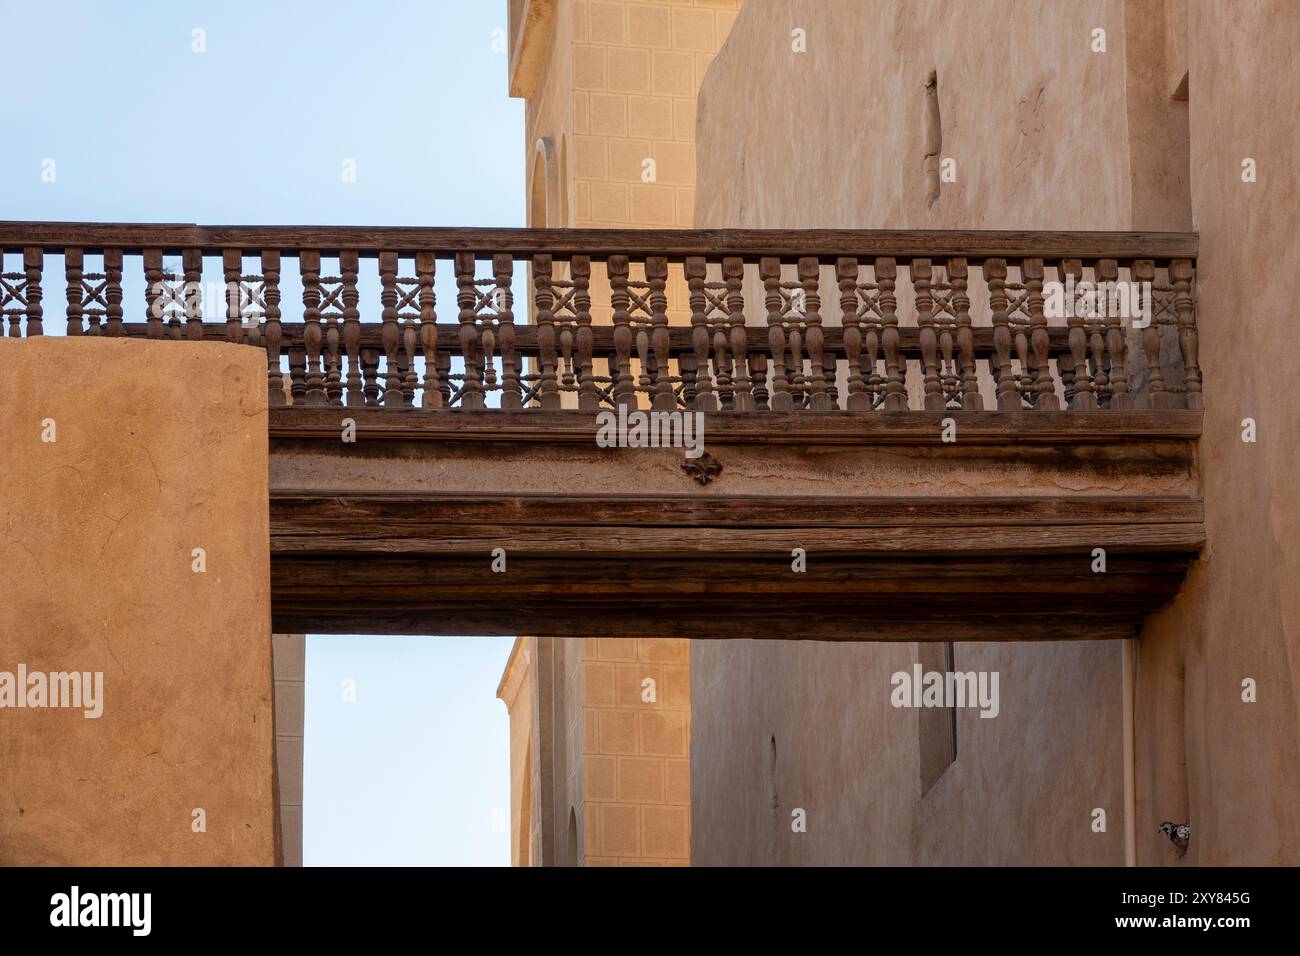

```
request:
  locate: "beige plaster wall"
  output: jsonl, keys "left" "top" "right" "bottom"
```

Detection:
{"left": 693, "top": 639, "right": 1124, "bottom": 864}
{"left": 686, "top": 0, "right": 1220, "bottom": 865}
{"left": 0, "top": 337, "right": 275, "bottom": 865}
{"left": 1134, "top": 0, "right": 1300, "bottom": 865}
{"left": 696, "top": 0, "right": 1150, "bottom": 231}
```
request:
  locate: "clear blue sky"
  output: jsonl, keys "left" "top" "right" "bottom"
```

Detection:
{"left": 5, "top": 0, "right": 524, "bottom": 866}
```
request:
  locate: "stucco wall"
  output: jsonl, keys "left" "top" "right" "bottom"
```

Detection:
{"left": 0, "top": 338, "right": 276, "bottom": 865}
{"left": 694, "top": 0, "right": 1176, "bottom": 231}
{"left": 693, "top": 639, "right": 1124, "bottom": 864}
{"left": 1134, "top": 0, "right": 1300, "bottom": 865}
{"left": 687, "top": 0, "right": 1233, "bottom": 865}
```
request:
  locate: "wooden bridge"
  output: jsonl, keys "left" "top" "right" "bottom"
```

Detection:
{"left": 0, "top": 223, "right": 1204, "bottom": 640}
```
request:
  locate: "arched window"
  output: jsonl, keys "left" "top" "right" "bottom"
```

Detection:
{"left": 566, "top": 807, "right": 578, "bottom": 866}
{"left": 529, "top": 147, "right": 548, "bottom": 227}
{"left": 529, "top": 137, "right": 560, "bottom": 228}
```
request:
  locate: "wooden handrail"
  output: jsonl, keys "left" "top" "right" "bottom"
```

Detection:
{"left": 0, "top": 221, "right": 1198, "bottom": 260}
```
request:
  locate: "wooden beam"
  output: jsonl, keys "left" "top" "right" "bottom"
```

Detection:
{"left": 269, "top": 407, "right": 1203, "bottom": 444}
{"left": 270, "top": 551, "right": 1195, "bottom": 639}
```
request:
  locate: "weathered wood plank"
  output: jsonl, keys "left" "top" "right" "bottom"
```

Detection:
{"left": 270, "top": 550, "right": 1193, "bottom": 639}
{"left": 270, "top": 491, "right": 1204, "bottom": 529}
{"left": 268, "top": 407, "right": 1203, "bottom": 443}
{"left": 270, "top": 523, "right": 1205, "bottom": 555}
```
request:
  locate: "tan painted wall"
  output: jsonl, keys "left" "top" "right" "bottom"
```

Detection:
{"left": 0, "top": 338, "right": 276, "bottom": 865}
{"left": 686, "top": 0, "right": 1299, "bottom": 865}
{"left": 1134, "top": 0, "right": 1300, "bottom": 865}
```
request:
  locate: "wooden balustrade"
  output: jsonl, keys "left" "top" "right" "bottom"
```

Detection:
{"left": 0, "top": 223, "right": 1202, "bottom": 413}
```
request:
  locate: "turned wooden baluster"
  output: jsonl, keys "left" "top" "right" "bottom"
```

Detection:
{"left": 686, "top": 257, "right": 717, "bottom": 412}
{"left": 724, "top": 257, "right": 752, "bottom": 411}
{"left": 361, "top": 349, "right": 381, "bottom": 405}
{"left": 1061, "top": 258, "right": 1095, "bottom": 409}
{"left": 1057, "top": 344, "right": 1076, "bottom": 408}
{"left": 179, "top": 249, "right": 202, "bottom": 341}
{"left": 337, "top": 251, "right": 361, "bottom": 406}
{"left": 950, "top": 258, "right": 981, "bottom": 410}
{"left": 454, "top": 252, "right": 485, "bottom": 409}
{"left": 1086, "top": 259, "right": 1111, "bottom": 407}
{"left": 401, "top": 305, "right": 418, "bottom": 406}
{"left": 396, "top": 343, "right": 413, "bottom": 406}
{"left": 934, "top": 273, "right": 955, "bottom": 409}
{"left": 262, "top": 250, "right": 284, "bottom": 406}
{"left": 824, "top": 351, "right": 839, "bottom": 409}
{"left": 491, "top": 254, "right": 518, "bottom": 409}
{"left": 572, "top": 256, "right": 597, "bottom": 411}
{"left": 760, "top": 258, "right": 791, "bottom": 411}
{"left": 103, "top": 250, "right": 123, "bottom": 337}
{"left": 680, "top": 354, "right": 699, "bottom": 408}
{"left": 1102, "top": 259, "right": 1130, "bottom": 408}
{"left": 379, "top": 251, "right": 403, "bottom": 407}
{"left": 143, "top": 249, "right": 164, "bottom": 339}
{"left": 1024, "top": 258, "right": 1058, "bottom": 410}
{"left": 984, "top": 258, "right": 1016, "bottom": 410}
{"left": 21, "top": 248, "right": 43, "bottom": 337}
{"left": 635, "top": 307, "right": 652, "bottom": 397}
{"left": 1014, "top": 312, "right": 1032, "bottom": 406}
{"left": 786, "top": 330, "right": 804, "bottom": 408}
{"left": 436, "top": 351, "right": 453, "bottom": 407}
{"left": 288, "top": 347, "right": 306, "bottom": 405}
{"left": 326, "top": 308, "right": 343, "bottom": 404}
{"left": 608, "top": 255, "right": 636, "bottom": 409}
{"left": 796, "top": 258, "right": 826, "bottom": 411}
{"left": 838, "top": 258, "right": 869, "bottom": 411}
{"left": 1171, "top": 258, "right": 1201, "bottom": 410}
{"left": 939, "top": 323, "right": 956, "bottom": 407}
{"left": 531, "top": 253, "right": 559, "bottom": 409}
{"left": 558, "top": 303, "right": 575, "bottom": 396}
{"left": 222, "top": 249, "right": 244, "bottom": 344}
{"left": 716, "top": 349, "right": 735, "bottom": 410}
{"left": 1052, "top": 263, "right": 1076, "bottom": 406}
{"left": 1132, "top": 259, "right": 1169, "bottom": 409}
{"left": 481, "top": 312, "right": 498, "bottom": 403}
{"left": 912, "top": 259, "right": 942, "bottom": 410}
{"left": 645, "top": 256, "right": 673, "bottom": 411}
{"left": 877, "top": 258, "right": 906, "bottom": 410}
{"left": 711, "top": 271, "right": 734, "bottom": 409}
{"left": 300, "top": 252, "right": 327, "bottom": 405}
{"left": 416, "top": 252, "right": 441, "bottom": 409}
{"left": 863, "top": 320, "right": 882, "bottom": 400}
{"left": 64, "top": 248, "right": 83, "bottom": 336}
{"left": 750, "top": 354, "right": 769, "bottom": 410}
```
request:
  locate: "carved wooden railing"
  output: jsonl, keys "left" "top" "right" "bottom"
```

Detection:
{"left": 0, "top": 224, "right": 1200, "bottom": 413}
